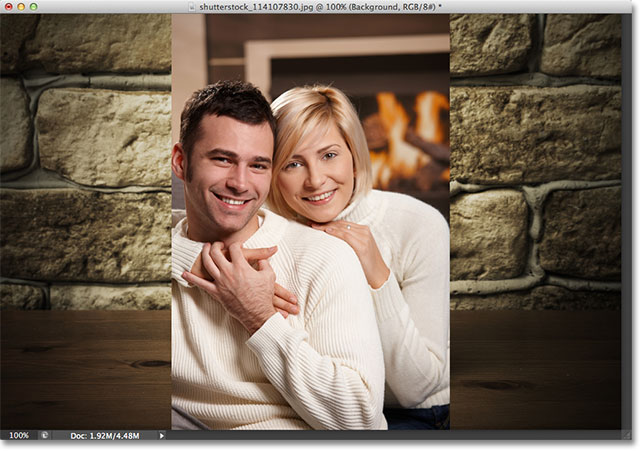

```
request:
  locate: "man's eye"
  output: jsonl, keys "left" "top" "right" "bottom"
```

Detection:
{"left": 251, "top": 164, "right": 268, "bottom": 170}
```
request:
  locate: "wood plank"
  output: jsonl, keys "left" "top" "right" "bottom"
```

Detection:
{"left": 1, "top": 310, "right": 170, "bottom": 430}
{"left": 450, "top": 311, "right": 621, "bottom": 430}
{"left": 1, "top": 384, "right": 170, "bottom": 430}
{"left": 451, "top": 311, "right": 621, "bottom": 341}
{"left": 1, "top": 310, "right": 169, "bottom": 341}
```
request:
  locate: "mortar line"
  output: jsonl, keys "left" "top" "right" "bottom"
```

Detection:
{"left": 0, "top": 182, "right": 172, "bottom": 194}
{"left": 1, "top": 278, "right": 171, "bottom": 287}
{"left": 451, "top": 73, "right": 621, "bottom": 87}
{"left": 451, "top": 277, "right": 621, "bottom": 296}
{"left": 45, "top": 281, "right": 172, "bottom": 288}
{"left": 451, "top": 179, "right": 621, "bottom": 197}
{"left": 546, "top": 275, "right": 621, "bottom": 292}
{"left": 532, "top": 14, "right": 546, "bottom": 73}
{"left": 450, "top": 276, "right": 542, "bottom": 296}
{"left": 44, "top": 284, "right": 51, "bottom": 310}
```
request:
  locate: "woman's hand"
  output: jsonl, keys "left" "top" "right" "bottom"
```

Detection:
{"left": 311, "top": 221, "right": 390, "bottom": 289}
{"left": 189, "top": 243, "right": 299, "bottom": 318}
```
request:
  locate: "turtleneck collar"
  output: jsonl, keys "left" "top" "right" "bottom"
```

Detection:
{"left": 334, "top": 190, "right": 379, "bottom": 225}
{"left": 179, "top": 208, "right": 288, "bottom": 250}
{"left": 243, "top": 209, "right": 288, "bottom": 249}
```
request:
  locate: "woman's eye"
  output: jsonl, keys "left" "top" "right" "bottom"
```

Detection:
{"left": 285, "top": 161, "right": 302, "bottom": 170}
{"left": 323, "top": 152, "right": 337, "bottom": 160}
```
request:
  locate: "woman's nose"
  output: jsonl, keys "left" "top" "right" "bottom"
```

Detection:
{"left": 304, "top": 165, "right": 326, "bottom": 190}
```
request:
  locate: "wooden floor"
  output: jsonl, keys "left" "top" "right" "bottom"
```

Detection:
{"left": 1, "top": 311, "right": 171, "bottom": 430}
{"left": 0, "top": 310, "right": 621, "bottom": 430}
{"left": 451, "top": 311, "right": 621, "bottom": 429}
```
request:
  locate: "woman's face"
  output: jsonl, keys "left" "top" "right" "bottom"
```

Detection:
{"left": 277, "top": 123, "right": 355, "bottom": 223}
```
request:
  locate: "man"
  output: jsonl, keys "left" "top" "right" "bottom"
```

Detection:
{"left": 171, "top": 80, "right": 386, "bottom": 430}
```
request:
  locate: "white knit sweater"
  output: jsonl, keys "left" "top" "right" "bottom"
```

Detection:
{"left": 171, "top": 209, "right": 387, "bottom": 430}
{"left": 335, "top": 190, "right": 450, "bottom": 409}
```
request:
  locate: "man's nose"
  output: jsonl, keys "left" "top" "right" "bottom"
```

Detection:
{"left": 226, "top": 165, "right": 248, "bottom": 192}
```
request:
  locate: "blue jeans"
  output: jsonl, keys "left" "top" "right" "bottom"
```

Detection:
{"left": 384, "top": 404, "right": 450, "bottom": 430}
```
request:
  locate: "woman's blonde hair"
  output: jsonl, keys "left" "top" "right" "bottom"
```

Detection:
{"left": 267, "top": 85, "right": 373, "bottom": 220}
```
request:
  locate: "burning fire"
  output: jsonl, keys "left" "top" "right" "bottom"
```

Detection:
{"left": 366, "top": 91, "right": 449, "bottom": 191}
{"left": 416, "top": 91, "right": 449, "bottom": 143}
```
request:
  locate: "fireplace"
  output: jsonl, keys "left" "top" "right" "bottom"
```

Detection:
{"left": 245, "top": 34, "right": 450, "bottom": 221}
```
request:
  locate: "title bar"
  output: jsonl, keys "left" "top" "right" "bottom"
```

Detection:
{"left": 0, "top": 0, "right": 632, "bottom": 14}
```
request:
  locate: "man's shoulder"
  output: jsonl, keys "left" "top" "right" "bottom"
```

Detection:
{"left": 273, "top": 213, "right": 361, "bottom": 267}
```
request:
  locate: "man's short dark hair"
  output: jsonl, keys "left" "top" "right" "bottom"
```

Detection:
{"left": 180, "top": 80, "right": 276, "bottom": 163}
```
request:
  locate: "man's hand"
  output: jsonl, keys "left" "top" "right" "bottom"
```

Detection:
{"left": 183, "top": 242, "right": 278, "bottom": 335}
{"left": 190, "top": 243, "right": 299, "bottom": 318}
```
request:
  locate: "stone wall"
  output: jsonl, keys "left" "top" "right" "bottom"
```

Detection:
{"left": 0, "top": 15, "right": 172, "bottom": 310}
{"left": 449, "top": 14, "right": 622, "bottom": 310}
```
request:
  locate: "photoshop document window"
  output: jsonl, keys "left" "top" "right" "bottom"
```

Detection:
{"left": 0, "top": 0, "right": 631, "bottom": 442}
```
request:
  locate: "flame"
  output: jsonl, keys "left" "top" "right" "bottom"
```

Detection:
{"left": 440, "top": 167, "right": 450, "bottom": 183}
{"left": 371, "top": 92, "right": 429, "bottom": 189}
{"left": 415, "top": 92, "right": 449, "bottom": 144}
{"left": 367, "top": 91, "right": 450, "bottom": 189}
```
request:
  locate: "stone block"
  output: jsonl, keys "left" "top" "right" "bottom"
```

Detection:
{"left": 0, "top": 16, "right": 38, "bottom": 73}
{"left": 541, "top": 14, "right": 621, "bottom": 78}
{"left": 37, "top": 88, "right": 171, "bottom": 187}
{"left": 24, "top": 14, "right": 171, "bottom": 73}
{"left": 0, "top": 189, "right": 170, "bottom": 283}
{"left": 450, "top": 86, "right": 621, "bottom": 184}
{"left": 451, "top": 285, "right": 620, "bottom": 310}
{"left": 50, "top": 284, "right": 170, "bottom": 310}
{"left": 451, "top": 189, "right": 528, "bottom": 280}
{"left": 0, "top": 78, "right": 32, "bottom": 172}
{"left": 450, "top": 14, "right": 535, "bottom": 76}
{"left": 539, "top": 187, "right": 621, "bottom": 280}
{"left": 0, "top": 284, "right": 45, "bottom": 310}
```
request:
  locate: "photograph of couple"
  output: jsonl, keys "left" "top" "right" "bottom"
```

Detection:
{"left": 171, "top": 14, "right": 450, "bottom": 431}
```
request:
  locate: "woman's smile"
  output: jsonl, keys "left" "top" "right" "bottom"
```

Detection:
{"left": 302, "top": 189, "right": 336, "bottom": 204}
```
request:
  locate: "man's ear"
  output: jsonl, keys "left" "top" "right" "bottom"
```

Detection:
{"left": 171, "top": 143, "right": 187, "bottom": 182}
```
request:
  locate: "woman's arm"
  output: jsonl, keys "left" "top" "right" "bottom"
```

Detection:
{"left": 313, "top": 207, "right": 450, "bottom": 408}
{"left": 371, "top": 212, "right": 450, "bottom": 407}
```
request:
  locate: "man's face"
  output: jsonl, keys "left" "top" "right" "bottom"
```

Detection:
{"left": 173, "top": 114, "right": 274, "bottom": 242}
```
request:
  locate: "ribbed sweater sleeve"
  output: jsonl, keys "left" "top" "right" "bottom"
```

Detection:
{"left": 341, "top": 191, "right": 450, "bottom": 409}
{"left": 370, "top": 235, "right": 449, "bottom": 408}
{"left": 246, "top": 238, "right": 386, "bottom": 430}
{"left": 382, "top": 196, "right": 449, "bottom": 408}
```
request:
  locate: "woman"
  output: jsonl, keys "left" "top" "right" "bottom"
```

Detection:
{"left": 267, "top": 86, "right": 450, "bottom": 429}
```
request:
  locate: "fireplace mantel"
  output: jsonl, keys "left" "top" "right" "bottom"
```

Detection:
{"left": 244, "top": 34, "right": 449, "bottom": 100}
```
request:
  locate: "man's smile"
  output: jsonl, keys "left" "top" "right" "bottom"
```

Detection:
{"left": 213, "top": 192, "right": 253, "bottom": 209}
